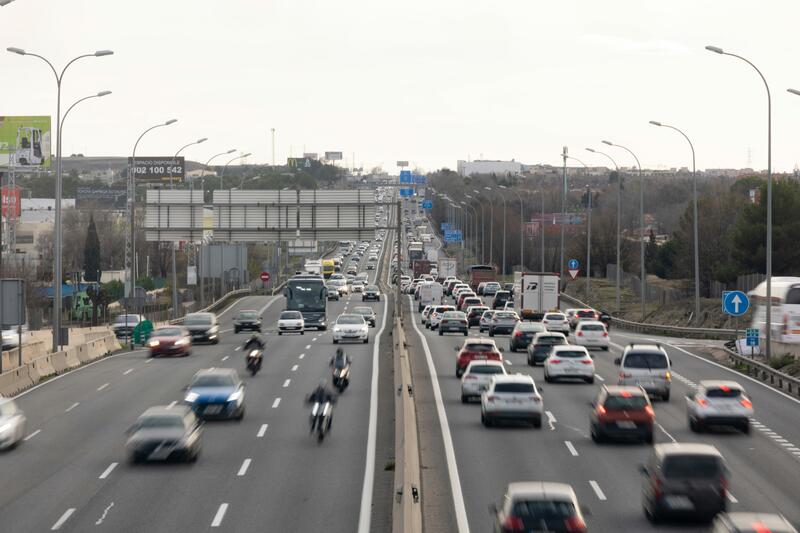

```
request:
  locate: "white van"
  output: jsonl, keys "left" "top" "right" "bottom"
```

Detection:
{"left": 749, "top": 277, "right": 800, "bottom": 344}
{"left": 418, "top": 282, "right": 444, "bottom": 312}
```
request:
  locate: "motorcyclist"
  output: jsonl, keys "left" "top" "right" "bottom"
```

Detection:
{"left": 308, "top": 379, "right": 336, "bottom": 431}
{"left": 329, "top": 347, "right": 351, "bottom": 369}
{"left": 244, "top": 333, "right": 265, "bottom": 351}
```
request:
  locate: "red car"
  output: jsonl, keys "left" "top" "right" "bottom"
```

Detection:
{"left": 454, "top": 338, "right": 503, "bottom": 377}
{"left": 147, "top": 326, "right": 192, "bottom": 357}
{"left": 456, "top": 291, "right": 477, "bottom": 310}
{"left": 590, "top": 385, "right": 655, "bottom": 443}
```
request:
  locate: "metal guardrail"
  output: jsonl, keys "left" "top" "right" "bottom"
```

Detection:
{"left": 721, "top": 346, "right": 800, "bottom": 398}
{"left": 560, "top": 292, "right": 737, "bottom": 341}
{"left": 169, "top": 288, "right": 252, "bottom": 324}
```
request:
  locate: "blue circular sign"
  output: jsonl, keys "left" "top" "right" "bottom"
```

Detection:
{"left": 568, "top": 259, "right": 579, "bottom": 270}
{"left": 722, "top": 291, "right": 749, "bottom": 317}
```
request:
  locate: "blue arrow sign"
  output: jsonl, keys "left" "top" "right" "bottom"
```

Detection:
{"left": 722, "top": 290, "right": 749, "bottom": 317}
{"left": 444, "top": 230, "right": 462, "bottom": 243}
{"left": 568, "top": 259, "right": 579, "bottom": 270}
{"left": 422, "top": 199, "right": 433, "bottom": 209}
{"left": 399, "top": 170, "right": 412, "bottom": 184}
{"left": 399, "top": 188, "right": 415, "bottom": 197}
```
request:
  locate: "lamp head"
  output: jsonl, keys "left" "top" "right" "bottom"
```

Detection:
{"left": 7, "top": 47, "right": 25, "bottom": 55}
{"left": 226, "top": 149, "right": 236, "bottom": 154}
{"left": 165, "top": 119, "right": 178, "bottom": 125}
{"left": 94, "top": 50, "right": 114, "bottom": 57}
{"left": 705, "top": 45, "right": 724, "bottom": 54}
{"left": 585, "top": 148, "right": 596, "bottom": 153}
{"left": 97, "top": 90, "right": 112, "bottom": 97}
{"left": 788, "top": 88, "right": 800, "bottom": 97}
{"left": 499, "top": 185, "right": 507, "bottom": 189}
{"left": 0, "top": 1, "right": 17, "bottom": 6}
{"left": 649, "top": 120, "right": 662, "bottom": 127}
{"left": 601, "top": 140, "right": 613, "bottom": 146}
{"left": 197, "top": 137, "right": 208, "bottom": 144}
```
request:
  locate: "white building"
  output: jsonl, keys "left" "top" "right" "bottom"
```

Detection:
{"left": 457, "top": 159, "right": 522, "bottom": 177}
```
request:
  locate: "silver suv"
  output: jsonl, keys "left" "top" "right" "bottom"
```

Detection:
{"left": 686, "top": 380, "right": 753, "bottom": 434}
{"left": 615, "top": 343, "right": 672, "bottom": 402}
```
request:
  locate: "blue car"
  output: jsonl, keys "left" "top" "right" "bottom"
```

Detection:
{"left": 183, "top": 368, "right": 245, "bottom": 420}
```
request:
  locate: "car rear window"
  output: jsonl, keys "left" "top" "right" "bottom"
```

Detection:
{"left": 495, "top": 312, "right": 516, "bottom": 319}
{"left": 577, "top": 310, "right": 595, "bottom": 318}
{"left": 464, "top": 298, "right": 481, "bottom": 304}
{"left": 545, "top": 314, "right": 565, "bottom": 320}
{"left": 554, "top": 350, "right": 587, "bottom": 358}
{"left": 464, "top": 343, "right": 496, "bottom": 352}
{"left": 580, "top": 324, "right": 605, "bottom": 331}
{"left": 706, "top": 387, "right": 742, "bottom": 399}
{"left": 468, "top": 365, "right": 505, "bottom": 375}
{"left": 494, "top": 291, "right": 510, "bottom": 298}
{"left": 494, "top": 382, "right": 534, "bottom": 393}
{"left": 604, "top": 395, "right": 648, "bottom": 410}
{"left": 512, "top": 500, "right": 576, "bottom": 520}
{"left": 624, "top": 352, "right": 668, "bottom": 369}
{"left": 435, "top": 306, "right": 454, "bottom": 313}
{"left": 192, "top": 375, "right": 235, "bottom": 388}
{"left": 535, "top": 336, "right": 565, "bottom": 345}
{"left": 662, "top": 455, "right": 722, "bottom": 479}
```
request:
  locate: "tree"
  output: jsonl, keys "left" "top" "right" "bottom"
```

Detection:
{"left": 83, "top": 213, "right": 102, "bottom": 281}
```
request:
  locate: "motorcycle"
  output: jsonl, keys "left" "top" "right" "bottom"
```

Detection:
{"left": 309, "top": 401, "right": 333, "bottom": 442}
{"left": 332, "top": 364, "right": 350, "bottom": 393}
{"left": 598, "top": 310, "right": 612, "bottom": 331}
{"left": 246, "top": 349, "right": 263, "bottom": 376}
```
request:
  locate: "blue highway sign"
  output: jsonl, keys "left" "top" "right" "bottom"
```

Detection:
{"left": 722, "top": 290, "right": 749, "bottom": 317}
{"left": 568, "top": 259, "right": 579, "bottom": 270}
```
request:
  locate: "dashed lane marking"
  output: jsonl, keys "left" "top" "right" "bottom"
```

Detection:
{"left": 97, "top": 383, "right": 109, "bottom": 391}
{"left": 283, "top": 379, "right": 291, "bottom": 388}
{"left": 589, "top": 481, "right": 607, "bottom": 501}
{"left": 237, "top": 459, "right": 252, "bottom": 477}
{"left": 210, "top": 503, "right": 228, "bottom": 528}
{"left": 291, "top": 364, "right": 298, "bottom": 372}
{"left": 221, "top": 355, "right": 229, "bottom": 361}
{"left": 305, "top": 345, "right": 311, "bottom": 350}
{"left": 123, "top": 368, "right": 133, "bottom": 375}
{"left": 98, "top": 462, "right": 118, "bottom": 480}
{"left": 23, "top": 429, "right": 41, "bottom": 441}
{"left": 272, "top": 398, "right": 281, "bottom": 408}
{"left": 65, "top": 402, "right": 79, "bottom": 412}
{"left": 564, "top": 441, "right": 579, "bottom": 456}
{"left": 299, "top": 353, "right": 305, "bottom": 359}
{"left": 51, "top": 508, "right": 76, "bottom": 530}
{"left": 257, "top": 424, "right": 268, "bottom": 437}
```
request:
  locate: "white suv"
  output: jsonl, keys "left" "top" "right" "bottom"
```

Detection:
{"left": 460, "top": 360, "right": 507, "bottom": 403}
{"left": 573, "top": 320, "right": 609, "bottom": 350}
{"left": 481, "top": 374, "right": 543, "bottom": 428}
{"left": 615, "top": 343, "right": 672, "bottom": 401}
{"left": 542, "top": 312, "right": 570, "bottom": 334}
{"left": 686, "top": 380, "right": 753, "bottom": 434}
{"left": 544, "top": 345, "right": 595, "bottom": 384}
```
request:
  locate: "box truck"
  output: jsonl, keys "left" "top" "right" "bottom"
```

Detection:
{"left": 516, "top": 272, "right": 560, "bottom": 320}
{"left": 437, "top": 258, "right": 457, "bottom": 280}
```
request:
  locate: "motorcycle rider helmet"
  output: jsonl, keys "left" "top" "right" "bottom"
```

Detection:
{"left": 336, "top": 347, "right": 344, "bottom": 357}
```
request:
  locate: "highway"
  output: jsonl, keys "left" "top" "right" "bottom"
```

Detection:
{"left": 0, "top": 203, "right": 396, "bottom": 532}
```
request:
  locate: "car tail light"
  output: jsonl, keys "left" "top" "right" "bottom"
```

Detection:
{"left": 740, "top": 398, "right": 753, "bottom": 408}
{"left": 530, "top": 396, "right": 541, "bottom": 403}
{"left": 696, "top": 397, "right": 708, "bottom": 407}
{"left": 514, "top": 331, "right": 523, "bottom": 337}
{"left": 581, "top": 359, "right": 593, "bottom": 365}
{"left": 602, "top": 332, "right": 609, "bottom": 337}
{"left": 596, "top": 404, "right": 607, "bottom": 415}
{"left": 620, "top": 372, "right": 631, "bottom": 378}
{"left": 577, "top": 331, "right": 583, "bottom": 337}
{"left": 645, "top": 405, "right": 655, "bottom": 418}
{"left": 752, "top": 522, "right": 773, "bottom": 533}
{"left": 564, "top": 516, "right": 587, "bottom": 532}
{"left": 550, "top": 359, "right": 562, "bottom": 364}
{"left": 652, "top": 476, "right": 663, "bottom": 499}
{"left": 542, "top": 320, "right": 549, "bottom": 324}
{"left": 720, "top": 476, "right": 728, "bottom": 499}
{"left": 502, "top": 516, "right": 524, "bottom": 531}
{"left": 486, "top": 395, "right": 496, "bottom": 403}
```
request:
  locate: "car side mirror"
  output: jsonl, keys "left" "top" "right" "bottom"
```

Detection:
{"left": 639, "top": 465, "right": 648, "bottom": 476}
{"left": 670, "top": 358, "right": 674, "bottom": 366}
{"left": 488, "top": 503, "right": 498, "bottom": 515}
{"left": 613, "top": 357, "right": 621, "bottom": 366}
{"left": 686, "top": 392, "right": 694, "bottom": 400}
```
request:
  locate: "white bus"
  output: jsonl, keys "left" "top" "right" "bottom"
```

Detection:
{"left": 748, "top": 277, "right": 800, "bottom": 343}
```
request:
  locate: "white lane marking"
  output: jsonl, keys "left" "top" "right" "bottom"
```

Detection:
{"left": 594, "top": 374, "right": 605, "bottom": 382}
{"left": 546, "top": 411, "right": 557, "bottom": 431}
{"left": 407, "top": 296, "right": 470, "bottom": 533}
{"left": 291, "top": 364, "right": 298, "bottom": 372}
{"left": 65, "top": 402, "right": 80, "bottom": 412}
{"left": 97, "top": 383, "right": 109, "bottom": 391}
{"left": 237, "top": 458, "right": 252, "bottom": 476}
{"left": 299, "top": 353, "right": 305, "bottom": 359}
{"left": 51, "top": 508, "right": 76, "bottom": 530}
{"left": 283, "top": 379, "right": 291, "bottom": 388}
{"left": 589, "top": 480, "right": 607, "bottom": 501}
{"left": 564, "top": 441, "right": 579, "bottom": 456}
{"left": 209, "top": 367, "right": 216, "bottom": 371}
{"left": 312, "top": 337, "right": 318, "bottom": 342}
{"left": 24, "top": 429, "right": 41, "bottom": 441}
{"left": 356, "top": 238, "right": 391, "bottom": 533}
{"left": 305, "top": 344, "right": 311, "bottom": 350}
{"left": 94, "top": 502, "right": 114, "bottom": 525}
{"left": 123, "top": 368, "right": 133, "bottom": 375}
{"left": 234, "top": 346, "right": 241, "bottom": 351}
{"left": 145, "top": 358, "right": 153, "bottom": 364}
{"left": 505, "top": 359, "right": 513, "bottom": 365}
{"left": 221, "top": 355, "right": 229, "bottom": 361}
{"left": 257, "top": 424, "right": 268, "bottom": 437}
{"left": 272, "top": 398, "right": 281, "bottom": 408}
{"left": 210, "top": 503, "right": 229, "bottom": 528}
{"left": 98, "top": 462, "right": 118, "bottom": 479}
{"left": 167, "top": 401, "right": 177, "bottom": 408}
{"left": 727, "top": 492, "right": 738, "bottom": 503}
{"left": 656, "top": 422, "right": 677, "bottom": 443}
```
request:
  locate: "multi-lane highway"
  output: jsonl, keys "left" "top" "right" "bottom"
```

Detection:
{"left": 0, "top": 203, "right": 396, "bottom": 532}
{"left": 402, "top": 218, "right": 800, "bottom": 532}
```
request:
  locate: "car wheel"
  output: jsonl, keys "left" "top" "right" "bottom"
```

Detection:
{"left": 278, "top": 331, "right": 282, "bottom": 336}
{"left": 363, "top": 339, "right": 368, "bottom": 344}
{"left": 741, "top": 421, "right": 751, "bottom": 434}
{"left": 586, "top": 376, "right": 595, "bottom": 384}
{"left": 463, "top": 331, "right": 467, "bottom": 336}
{"left": 213, "top": 338, "right": 219, "bottom": 345}
{"left": 532, "top": 417, "right": 542, "bottom": 429}
{"left": 333, "top": 339, "right": 339, "bottom": 344}
{"left": 438, "top": 330, "right": 443, "bottom": 336}
{"left": 489, "top": 330, "right": 494, "bottom": 337}
{"left": 234, "top": 328, "right": 240, "bottom": 334}
{"left": 590, "top": 425, "right": 601, "bottom": 443}
{"left": 662, "top": 391, "right": 670, "bottom": 402}
{"left": 481, "top": 412, "right": 492, "bottom": 427}
{"left": 689, "top": 417, "right": 701, "bottom": 432}
{"left": 644, "top": 505, "right": 659, "bottom": 524}
{"left": 527, "top": 356, "right": 533, "bottom": 366}
{"left": 301, "top": 331, "right": 305, "bottom": 335}
{"left": 237, "top": 405, "right": 245, "bottom": 421}
{"left": 461, "top": 395, "right": 468, "bottom": 404}
{"left": 602, "top": 346, "right": 609, "bottom": 351}
{"left": 455, "top": 367, "right": 463, "bottom": 378}
{"left": 544, "top": 373, "right": 553, "bottom": 383}
{"left": 644, "top": 431, "right": 654, "bottom": 444}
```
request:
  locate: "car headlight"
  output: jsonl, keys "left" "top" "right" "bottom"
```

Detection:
{"left": 175, "top": 338, "right": 189, "bottom": 346}
{"left": 0, "top": 423, "right": 12, "bottom": 434}
{"left": 228, "top": 390, "right": 243, "bottom": 402}
{"left": 184, "top": 392, "right": 199, "bottom": 403}
{"left": 148, "top": 340, "right": 160, "bottom": 347}
{"left": 333, "top": 327, "right": 342, "bottom": 333}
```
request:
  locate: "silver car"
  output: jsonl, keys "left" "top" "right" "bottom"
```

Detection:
{"left": 460, "top": 360, "right": 506, "bottom": 403}
{"left": 615, "top": 344, "right": 672, "bottom": 402}
{"left": 686, "top": 380, "right": 753, "bottom": 433}
{"left": 479, "top": 310, "right": 496, "bottom": 332}
{"left": 0, "top": 399, "right": 26, "bottom": 450}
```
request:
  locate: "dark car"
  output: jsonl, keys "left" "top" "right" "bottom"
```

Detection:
{"left": 641, "top": 443, "right": 728, "bottom": 522}
{"left": 147, "top": 326, "right": 192, "bottom": 357}
{"left": 233, "top": 310, "right": 262, "bottom": 333}
{"left": 112, "top": 314, "right": 144, "bottom": 340}
{"left": 590, "top": 385, "right": 654, "bottom": 443}
{"left": 183, "top": 368, "right": 246, "bottom": 420}
{"left": 362, "top": 285, "right": 381, "bottom": 301}
{"left": 466, "top": 306, "right": 489, "bottom": 328}
{"left": 126, "top": 405, "right": 202, "bottom": 463}
{"left": 183, "top": 312, "right": 220, "bottom": 344}
{"left": 353, "top": 306, "right": 377, "bottom": 327}
{"left": 527, "top": 332, "right": 568, "bottom": 366}
{"left": 503, "top": 283, "right": 514, "bottom": 294}
{"left": 492, "top": 290, "right": 512, "bottom": 309}
{"left": 508, "top": 322, "right": 546, "bottom": 352}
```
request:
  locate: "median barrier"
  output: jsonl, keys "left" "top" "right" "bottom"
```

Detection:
{"left": 0, "top": 367, "right": 34, "bottom": 397}
{"left": 29, "top": 354, "right": 55, "bottom": 378}
{"left": 64, "top": 346, "right": 82, "bottom": 369}
{"left": 50, "top": 351, "right": 69, "bottom": 374}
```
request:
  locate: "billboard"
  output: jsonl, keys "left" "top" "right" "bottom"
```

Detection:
{"left": 288, "top": 157, "right": 313, "bottom": 169}
{"left": 0, "top": 116, "right": 52, "bottom": 168}
{"left": 128, "top": 156, "right": 185, "bottom": 183}
{"left": 303, "top": 153, "right": 319, "bottom": 160}
{"left": 1, "top": 187, "right": 21, "bottom": 217}
{"left": 324, "top": 151, "right": 343, "bottom": 161}
{"left": 396, "top": 160, "right": 409, "bottom": 167}
{"left": 76, "top": 187, "right": 127, "bottom": 210}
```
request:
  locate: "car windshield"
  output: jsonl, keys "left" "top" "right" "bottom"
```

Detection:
{"left": 238, "top": 311, "right": 258, "bottom": 319}
{"left": 545, "top": 314, "right": 565, "bottom": 320}
{"left": 366, "top": 286, "right": 378, "bottom": 291}
{"left": 706, "top": 387, "right": 742, "bottom": 399}
{"left": 115, "top": 315, "right": 140, "bottom": 325}
{"left": 280, "top": 312, "right": 302, "bottom": 320}
{"left": 554, "top": 350, "right": 587, "bottom": 358}
{"left": 184, "top": 315, "right": 213, "bottom": 325}
{"left": 604, "top": 395, "right": 648, "bottom": 410}
{"left": 152, "top": 328, "right": 182, "bottom": 337}
{"left": 481, "top": 312, "right": 495, "bottom": 319}
{"left": 512, "top": 500, "right": 576, "bottom": 520}
{"left": 138, "top": 415, "right": 185, "bottom": 429}
{"left": 468, "top": 365, "right": 505, "bottom": 375}
{"left": 580, "top": 324, "right": 605, "bottom": 331}
{"left": 191, "top": 375, "right": 235, "bottom": 388}
{"left": 662, "top": 455, "right": 721, "bottom": 479}
{"left": 338, "top": 316, "right": 364, "bottom": 325}
{"left": 624, "top": 352, "right": 668, "bottom": 369}
{"left": 464, "top": 343, "right": 496, "bottom": 352}
{"left": 494, "top": 382, "right": 534, "bottom": 393}
{"left": 495, "top": 313, "right": 516, "bottom": 319}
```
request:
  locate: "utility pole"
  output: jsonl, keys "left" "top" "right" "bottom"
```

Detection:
{"left": 586, "top": 185, "right": 592, "bottom": 301}
{"left": 271, "top": 128, "right": 275, "bottom": 167}
{"left": 560, "top": 146, "right": 568, "bottom": 281}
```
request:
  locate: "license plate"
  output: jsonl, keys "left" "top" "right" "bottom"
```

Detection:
{"left": 204, "top": 405, "right": 222, "bottom": 415}
{"left": 616, "top": 421, "right": 636, "bottom": 429}
{"left": 664, "top": 496, "right": 693, "bottom": 510}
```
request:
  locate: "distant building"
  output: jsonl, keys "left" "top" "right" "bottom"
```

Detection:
{"left": 457, "top": 159, "right": 522, "bottom": 177}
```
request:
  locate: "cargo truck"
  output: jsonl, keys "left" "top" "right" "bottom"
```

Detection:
{"left": 413, "top": 259, "right": 431, "bottom": 279}
{"left": 515, "top": 272, "right": 560, "bottom": 321}
{"left": 437, "top": 258, "right": 457, "bottom": 281}
{"left": 469, "top": 264, "right": 496, "bottom": 289}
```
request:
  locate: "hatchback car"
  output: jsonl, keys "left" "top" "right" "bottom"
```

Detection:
{"left": 455, "top": 338, "right": 503, "bottom": 377}
{"left": 126, "top": 405, "right": 202, "bottom": 463}
{"left": 641, "top": 443, "right": 728, "bottom": 522}
{"left": 353, "top": 306, "right": 377, "bottom": 327}
{"left": 686, "top": 380, "right": 753, "bottom": 434}
{"left": 183, "top": 312, "right": 220, "bottom": 344}
{"left": 466, "top": 305, "right": 489, "bottom": 328}
{"left": 147, "top": 326, "right": 192, "bottom": 357}
{"left": 439, "top": 311, "right": 469, "bottom": 336}
{"left": 460, "top": 296, "right": 483, "bottom": 312}
{"left": 542, "top": 312, "right": 570, "bottom": 334}
{"left": 491, "top": 482, "right": 587, "bottom": 533}
{"left": 277, "top": 310, "right": 305, "bottom": 335}
{"left": 362, "top": 285, "right": 381, "bottom": 301}
{"left": 332, "top": 314, "right": 369, "bottom": 344}
{"left": 711, "top": 513, "right": 798, "bottom": 533}
{"left": 112, "top": 314, "right": 145, "bottom": 339}
{"left": 421, "top": 305, "right": 433, "bottom": 324}
{"left": 479, "top": 310, "right": 497, "bottom": 332}
{"left": 570, "top": 308, "right": 598, "bottom": 330}
{"left": 460, "top": 360, "right": 507, "bottom": 403}
{"left": 492, "top": 290, "right": 512, "bottom": 309}
{"left": 488, "top": 311, "right": 520, "bottom": 336}
{"left": 481, "top": 374, "right": 543, "bottom": 428}
{"left": 574, "top": 320, "right": 609, "bottom": 350}
{"left": 591, "top": 385, "right": 654, "bottom": 443}
{"left": 508, "top": 322, "right": 546, "bottom": 352}
{"left": 428, "top": 305, "right": 456, "bottom": 330}
{"left": 352, "top": 281, "right": 365, "bottom": 293}
{"left": 483, "top": 281, "right": 501, "bottom": 297}
{"left": 544, "top": 345, "right": 595, "bottom": 384}
{"left": 615, "top": 344, "right": 672, "bottom": 401}
{"left": 233, "top": 310, "right": 262, "bottom": 333}
{"left": 0, "top": 399, "right": 26, "bottom": 450}
{"left": 326, "top": 286, "right": 340, "bottom": 301}
{"left": 184, "top": 368, "right": 245, "bottom": 420}
{"left": 527, "top": 332, "right": 569, "bottom": 366}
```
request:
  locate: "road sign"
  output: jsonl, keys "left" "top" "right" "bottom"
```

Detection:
{"left": 399, "top": 170, "right": 412, "bottom": 184}
{"left": 399, "top": 188, "right": 414, "bottom": 197}
{"left": 745, "top": 327, "right": 759, "bottom": 346}
{"left": 260, "top": 271, "right": 270, "bottom": 283}
{"left": 128, "top": 156, "right": 185, "bottom": 183}
{"left": 441, "top": 222, "right": 451, "bottom": 231}
{"left": 422, "top": 199, "right": 432, "bottom": 209}
{"left": 414, "top": 175, "right": 427, "bottom": 185}
{"left": 568, "top": 269, "right": 579, "bottom": 280}
{"left": 722, "top": 290, "right": 749, "bottom": 317}
{"left": 444, "top": 230, "right": 462, "bottom": 243}
{"left": 568, "top": 258, "right": 579, "bottom": 270}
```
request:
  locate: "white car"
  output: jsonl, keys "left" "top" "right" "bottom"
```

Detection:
{"left": 573, "top": 320, "right": 609, "bottom": 350}
{"left": 686, "top": 380, "right": 753, "bottom": 433}
{"left": 544, "top": 345, "right": 595, "bottom": 384}
{"left": 277, "top": 311, "right": 305, "bottom": 335}
{"left": 428, "top": 305, "right": 455, "bottom": 330}
{"left": 542, "top": 312, "right": 570, "bottom": 333}
{"left": 0, "top": 399, "right": 26, "bottom": 450}
{"left": 332, "top": 314, "right": 369, "bottom": 344}
{"left": 1, "top": 325, "right": 29, "bottom": 350}
{"left": 421, "top": 305, "right": 432, "bottom": 324}
{"left": 461, "top": 360, "right": 507, "bottom": 403}
{"left": 481, "top": 374, "right": 543, "bottom": 428}
{"left": 352, "top": 281, "right": 365, "bottom": 293}
{"left": 326, "top": 287, "right": 340, "bottom": 301}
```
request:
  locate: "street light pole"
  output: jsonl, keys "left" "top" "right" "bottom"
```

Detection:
{"left": 566, "top": 155, "right": 591, "bottom": 300}
{"left": 650, "top": 120, "right": 700, "bottom": 324}
{"left": 538, "top": 180, "right": 545, "bottom": 271}
{"left": 603, "top": 140, "right": 645, "bottom": 321}
{"left": 473, "top": 189, "right": 486, "bottom": 263}
{"left": 500, "top": 185, "right": 524, "bottom": 272}
{"left": 560, "top": 147, "right": 568, "bottom": 281}
{"left": 219, "top": 152, "right": 252, "bottom": 188}
{"left": 7, "top": 47, "right": 113, "bottom": 352}
{"left": 707, "top": 45, "right": 773, "bottom": 359}
{"left": 586, "top": 148, "right": 621, "bottom": 312}
{"left": 485, "top": 187, "right": 506, "bottom": 275}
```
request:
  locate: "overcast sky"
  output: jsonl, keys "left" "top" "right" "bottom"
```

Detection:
{"left": 2, "top": 0, "right": 799, "bottom": 173}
